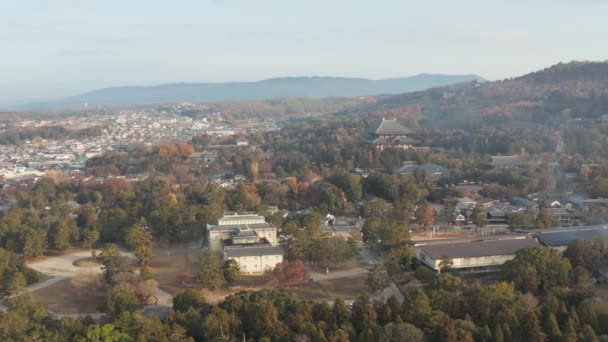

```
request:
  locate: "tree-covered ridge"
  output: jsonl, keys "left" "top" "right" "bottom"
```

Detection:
{"left": 347, "top": 61, "right": 608, "bottom": 127}
{"left": 25, "top": 74, "right": 483, "bottom": 109}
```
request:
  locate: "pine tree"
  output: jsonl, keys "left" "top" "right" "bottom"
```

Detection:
{"left": 519, "top": 311, "right": 546, "bottom": 342}
{"left": 437, "top": 314, "right": 458, "bottom": 342}
{"left": 577, "top": 301, "right": 599, "bottom": 331}
{"left": 563, "top": 318, "right": 578, "bottom": 342}
{"left": 401, "top": 288, "right": 432, "bottom": 328}
{"left": 502, "top": 323, "right": 513, "bottom": 342}
{"left": 493, "top": 323, "right": 505, "bottom": 342}
{"left": 332, "top": 298, "right": 351, "bottom": 328}
{"left": 580, "top": 324, "right": 599, "bottom": 342}
{"left": 196, "top": 252, "right": 225, "bottom": 290}
{"left": 329, "top": 328, "right": 349, "bottom": 342}
{"left": 545, "top": 313, "right": 562, "bottom": 341}
{"left": 480, "top": 324, "right": 492, "bottom": 342}
{"left": 570, "top": 306, "right": 581, "bottom": 330}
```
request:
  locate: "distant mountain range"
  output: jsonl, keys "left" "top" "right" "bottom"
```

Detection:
{"left": 23, "top": 74, "right": 484, "bottom": 109}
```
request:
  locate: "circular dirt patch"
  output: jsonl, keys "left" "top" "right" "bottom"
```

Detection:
{"left": 73, "top": 257, "right": 102, "bottom": 267}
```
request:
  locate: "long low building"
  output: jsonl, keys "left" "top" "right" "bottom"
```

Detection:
{"left": 533, "top": 225, "right": 608, "bottom": 252}
{"left": 224, "top": 245, "right": 284, "bottom": 274}
{"left": 415, "top": 236, "right": 540, "bottom": 273}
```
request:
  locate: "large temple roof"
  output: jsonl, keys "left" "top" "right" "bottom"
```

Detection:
{"left": 371, "top": 118, "right": 414, "bottom": 135}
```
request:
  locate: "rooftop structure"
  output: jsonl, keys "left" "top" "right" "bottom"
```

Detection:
{"left": 365, "top": 118, "right": 419, "bottom": 150}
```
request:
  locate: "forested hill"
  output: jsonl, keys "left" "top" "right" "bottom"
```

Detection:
{"left": 350, "top": 61, "right": 608, "bottom": 127}
{"left": 24, "top": 74, "right": 483, "bottom": 109}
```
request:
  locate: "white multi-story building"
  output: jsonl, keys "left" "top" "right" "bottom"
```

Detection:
{"left": 207, "top": 214, "right": 283, "bottom": 275}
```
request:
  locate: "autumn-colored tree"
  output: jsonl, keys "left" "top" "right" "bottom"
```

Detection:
{"left": 438, "top": 256, "right": 454, "bottom": 273}
{"left": 366, "top": 264, "right": 390, "bottom": 292}
{"left": 471, "top": 205, "right": 486, "bottom": 229}
{"left": 81, "top": 227, "right": 100, "bottom": 257}
{"left": 21, "top": 229, "right": 47, "bottom": 258}
{"left": 223, "top": 259, "right": 240, "bottom": 286}
{"left": 272, "top": 260, "right": 308, "bottom": 284}
{"left": 125, "top": 220, "right": 153, "bottom": 267}
{"left": 534, "top": 208, "right": 552, "bottom": 229}
{"left": 418, "top": 202, "right": 435, "bottom": 234}
{"left": 50, "top": 216, "right": 79, "bottom": 252}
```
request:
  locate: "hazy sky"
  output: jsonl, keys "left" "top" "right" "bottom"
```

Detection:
{"left": 2, "top": 0, "right": 608, "bottom": 103}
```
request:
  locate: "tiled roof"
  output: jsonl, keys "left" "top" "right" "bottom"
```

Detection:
{"left": 489, "top": 156, "right": 521, "bottom": 167}
{"left": 536, "top": 227, "right": 608, "bottom": 247}
{"left": 209, "top": 223, "right": 273, "bottom": 232}
{"left": 394, "top": 163, "right": 450, "bottom": 177}
{"left": 372, "top": 119, "right": 414, "bottom": 135}
{"left": 417, "top": 237, "right": 540, "bottom": 260}
{"left": 218, "top": 214, "right": 267, "bottom": 224}
{"left": 224, "top": 245, "right": 284, "bottom": 258}
{"left": 369, "top": 136, "right": 420, "bottom": 145}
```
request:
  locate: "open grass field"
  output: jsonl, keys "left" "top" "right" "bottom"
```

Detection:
{"left": 149, "top": 252, "right": 203, "bottom": 295}
{"left": 283, "top": 282, "right": 331, "bottom": 300}
{"left": 73, "top": 257, "right": 102, "bottom": 267}
{"left": 319, "top": 274, "right": 368, "bottom": 299}
{"left": 30, "top": 274, "right": 106, "bottom": 314}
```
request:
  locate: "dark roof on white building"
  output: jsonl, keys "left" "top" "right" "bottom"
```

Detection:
{"left": 417, "top": 237, "right": 540, "bottom": 260}
{"left": 224, "top": 245, "right": 284, "bottom": 258}
{"left": 535, "top": 226, "right": 608, "bottom": 247}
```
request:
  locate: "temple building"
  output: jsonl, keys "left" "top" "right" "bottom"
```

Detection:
{"left": 207, "top": 214, "right": 283, "bottom": 274}
{"left": 366, "top": 118, "right": 419, "bottom": 150}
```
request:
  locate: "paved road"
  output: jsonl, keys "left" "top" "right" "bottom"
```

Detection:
{"left": 26, "top": 275, "right": 67, "bottom": 292}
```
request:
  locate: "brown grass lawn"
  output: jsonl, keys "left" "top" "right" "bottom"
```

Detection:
{"left": 73, "top": 257, "right": 102, "bottom": 267}
{"left": 320, "top": 274, "right": 369, "bottom": 299}
{"left": 595, "top": 284, "right": 608, "bottom": 298}
{"left": 283, "top": 282, "right": 332, "bottom": 300}
{"left": 150, "top": 252, "right": 203, "bottom": 295}
{"left": 238, "top": 274, "right": 274, "bottom": 288}
{"left": 308, "top": 257, "right": 367, "bottom": 274}
{"left": 31, "top": 275, "right": 106, "bottom": 314}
